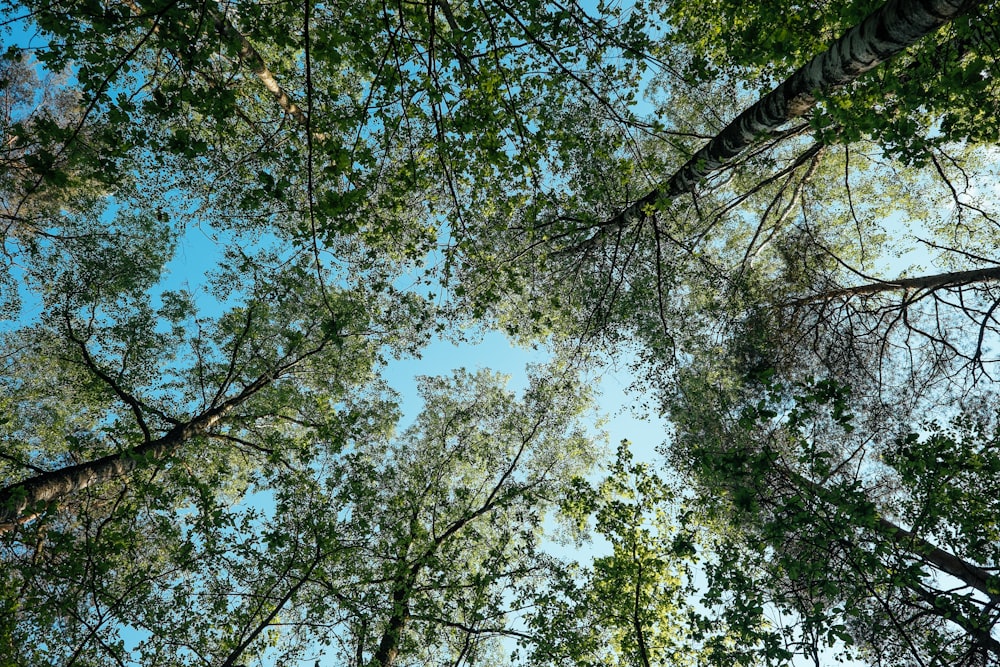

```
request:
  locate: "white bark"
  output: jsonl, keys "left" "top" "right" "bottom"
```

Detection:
{"left": 0, "top": 409, "right": 227, "bottom": 530}
{"left": 602, "top": 0, "right": 980, "bottom": 232}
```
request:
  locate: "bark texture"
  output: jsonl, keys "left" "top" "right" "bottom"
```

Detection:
{"left": 0, "top": 322, "right": 328, "bottom": 530}
{"left": 208, "top": 5, "right": 312, "bottom": 128}
{"left": 604, "top": 0, "right": 980, "bottom": 230}
{"left": 370, "top": 582, "right": 412, "bottom": 667}
{"left": 0, "top": 409, "right": 227, "bottom": 530}
{"left": 784, "top": 266, "right": 1000, "bottom": 306}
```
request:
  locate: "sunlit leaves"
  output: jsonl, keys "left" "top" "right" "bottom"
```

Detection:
{"left": 668, "top": 369, "right": 1000, "bottom": 665}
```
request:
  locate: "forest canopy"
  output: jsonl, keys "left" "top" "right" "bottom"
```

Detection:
{"left": 1, "top": 0, "right": 999, "bottom": 665}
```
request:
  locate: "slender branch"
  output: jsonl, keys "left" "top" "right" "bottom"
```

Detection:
{"left": 632, "top": 554, "right": 652, "bottom": 667}
{"left": 219, "top": 550, "right": 323, "bottom": 667}
{"left": 407, "top": 615, "right": 534, "bottom": 641}
{"left": 64, "top": 313, "right": 152, "bottom": 442}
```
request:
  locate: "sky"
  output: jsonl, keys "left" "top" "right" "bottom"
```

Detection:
{"left": 3, "top": 4, "right": 982, "bottom": 665}
{"left": 156, "top": 197, "right": 672, "bottom": 464}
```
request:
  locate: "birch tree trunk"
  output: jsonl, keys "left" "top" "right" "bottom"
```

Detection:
{"left": 603, "top": 0, "right": 980, "bottom": 231}
{"left": 207, "top": 4, "right": 313, "bottom": 129}
{"left": 0, "top": 407, "right": 229, "bottom": 531}
{"left": 0, "top": 353, "right": 297, "bottom": 530}
{"left": 123, "top": 0, "right": 312, "bottom": 128}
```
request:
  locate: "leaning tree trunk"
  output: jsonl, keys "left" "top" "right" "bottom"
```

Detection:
{"left": 0, "top": 328, "right": 331, "bottom": 531}
{"left": 0, "top": 364, "right": 280, "bottom": 530}
{"left": 776, "top": 463, "right": 1000, "bottom": 603}
{"left": 875, "top": 517, "right": 1000, "bottom": 604}
{"left": 0, "top": 407, "right": 229, "bottom": 531}
{"left": 123, "top": 0, "right": 313, "bottom": 128}
{"left": 784, "top": 266, "right": 1000, "bottom": 307}
{"left": 602, "top": 0, "right": 980, "bottom": 231}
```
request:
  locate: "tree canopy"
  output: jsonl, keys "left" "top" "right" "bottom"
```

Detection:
{"left": 1, "top": 0, "right": 999, "bottom": 664}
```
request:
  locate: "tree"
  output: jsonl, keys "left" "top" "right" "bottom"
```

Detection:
{"left": 0, "top": 48, "right": 123, "bottom": 319}
{"left": 667, "top": 372, "right": 1000, "bottom": 665}
{"left": 2, "top": 0, "right": 999, "bottom": 664}
{"left": 0, "top": 240, "right": 394, "bottom": 531}
{"left": 528, "top": 443, "right": 699, "bottom": 667}
{"left": 523, "top": 442, "right": 806, "bottom": 667}
{"left": 465, "top": 0, "right": 1000, "bottom": 430}
{"left": 2, "top": 365, "right": 604, "bottom": 666}
{"left": 0, "top": 4, "right": 654, "bottom": 663}
{"left": 0, "top": 0, "right": 658, "bottom": 275}
{"left": 589, "top": 0, "right": 983, "bottom": 239}
{"left": 442, "top": 0, "right": 997, "bottom": 397}
{"left": 331, "top": 366, "right": 598, "bottom": 667}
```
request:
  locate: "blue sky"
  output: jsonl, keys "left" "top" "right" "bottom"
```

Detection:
{"left": 154, "top": 195, "right": 671, "bottom": 461}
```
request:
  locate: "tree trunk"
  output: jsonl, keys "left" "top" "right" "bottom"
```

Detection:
{"left": 123, "top": 0, "right": 312, "bottom": 128}
{"left": 783, "top": 266, "right": 1000, "bottom": 307}
{"left": 370, "top": 585, "right": 410, "bottom": 667}
{"left": 0, "top": 408, "right": 228, "bottom": 531}
{"left": 632, "top": 557, "right": 652, "bottom": 667}
{"left": 370, "top": 559, "right": 423, "bottom": 667}
{"left": 208, "top": 4, "right": 312, "bottom": 129}
{"left": 905, "top": 582, "right": 1000, "bottom": 658}
{"left": 780, "top": 464, "right": 999, "bottom": 602}
{"left": 601, "top": 0, "right": 979, "bottom": 231}
{"left": 0, "top": 327, "right": 330, "bottom": 531}
{"left": 877, "top": 516, "right": 999, "bottom": 603}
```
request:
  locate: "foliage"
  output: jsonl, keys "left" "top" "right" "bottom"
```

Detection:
{"left": 2, "top": 365, "right": 604, "bottom": 665}
{"left": 528, "top": 442, "right": 698, "bottom": 667}
{"left": 668, "top": 370, "right": 1000, "bottom": 665}
{"left": 522, "top": 441, "right": 806, "bottom": 667}
{"left": 1, "top": 0, "right": 999, "bottom": 664}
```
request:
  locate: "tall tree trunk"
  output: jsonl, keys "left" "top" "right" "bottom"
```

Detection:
{"left": 778, "top": 463, "right": 1000, "bottom": 602}
{"left": 601, "top": 0, "right": 979, "bottom": 232}
{"left": 0, "top": 407, "right": 229, "bottom": 531}
{"left": 207, "top": 4, "right": 313, "bottom": 129}
{"left": 123, "top": 0, "right": 312, "bottom": 128}
{"left": 0, "top": 326, "right": 332, "bottom": 531}
{"left": 783, "top": 266, "right": 1000, "bottom": 307}
{"left": 876, "top": 516, "right": 999, "bottom": 603}
{"left": 370, "top": 581, "right": 412, "bottom": 667}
